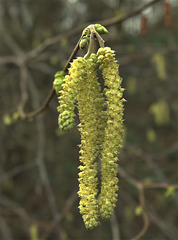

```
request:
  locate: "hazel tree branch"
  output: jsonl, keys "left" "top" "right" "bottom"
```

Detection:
{"left": 118, "top": 166, "right": 178, "bottom": 240}
{"left": 101, "top": 0, "right": 164, "bottom": 26}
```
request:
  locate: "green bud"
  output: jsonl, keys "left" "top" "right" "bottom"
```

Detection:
{"left": 94, "top": 24, "right": 108, "bottom": 34}
{"left": 53, "top": 71, "right": 66, "bottom": 95}
{"left": 79, "top": 38, "right": 89, "bottom": 49}
{"left": 82, "top": 27, "right": 90, "bottom": 37}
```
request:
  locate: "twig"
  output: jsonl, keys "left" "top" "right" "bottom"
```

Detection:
{"left": 19, "top": 33, "right": 83, "bottom": 120}
{"left": 110, "top": 213, "right": 121, "bottom": 240}
{"left": 100, "top": 0, "right": 164, "bottom": 27}
{"left": 0, "top": 56, "right": 21, "bottom": 65}
{"left": 132, "top": 187, "right": 149, "bottom": 240}
{"left": 20, "top": 87, "right": 55, "bottom": 120}
{"left": 143, "top": 183, "right": 178, "bottom": 189}
{"left": 28, "top": 73, "right": 62, "bottom": 240}
{"left": 118, "top": 166, "right": 178, "bottom": 240}
{"left": 25, "top": 26, "right": 84, "bottom": 64}
{"left": 0, "top": 161, "right": 37, "bottom": 184}
{"left": 0, "top": 216, "right": 13, "bottom": 240}
{"left": 120, "top": 45, "right": 178, "bottom": 66}
{"left": 41, "top": 190, "right": 77, "bottom": 240}
{"left": 17, "top": 64, "right": 29, "bottom": 118}
{"left": 0, "top": 194, "right": 31, "bottom": 224}
{"left": 84, "top": 24, "right": 105, "bottom": 59}
{"left": 148, "top": 210, "right": 178, "bottom": 239}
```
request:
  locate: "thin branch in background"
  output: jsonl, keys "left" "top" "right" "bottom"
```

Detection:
{"left": 118, "top": 165, "right": 178, "bottom": 190}
{"left": 20, "top": 88, "right": 55, "bottom": 120}
{"left": 28, "top": 73, "right": 62, "bottom": 240}
{"left": 118, "top": 166, "right": 178, "bottom": 240}
{"left": 0, "top": 20, "right": 24, "bottom": 56}
{"left": 153, "top": 140, "right": 178, "bottom": 160}
{"left": 0, "top": 194, "right": 31, "bottom": 224}
{"left": 118, "top": 167, "right": 149, "bottom": 240}
{"left": 120, "top": 45, "right": 178, "bottom": 66}
{"left": 25, "top": 27, "right": 84, "bottom": 64}
{"left": 124, "top": 144, "right": 168, "bottom": 182}
{"left": 0, "top": 194, "right": 31, "bottom": 239}
{"left": 18, "top": 33, "right": 82, "bottom": 120}
{"left": 132, "top": 187, "right": 149, "bottom": 240}
{"left": 0, "top": 56, "right": 21, "bottom": 66}
{"left": 101, "top": 0, "right": 164, "bottom": 26}
{"left": 0, "top": 216, "right": 13, "bottom": 240}
{"left": 148, "top": 210, "right": 178, "bottom": 239}
{"left": 124, "top": 142, "right": 178, "bottom": 188}
{"left": 120, "top": 185, "right": 178, "bottom": 240}
{"left": 110, "top": 213, "right": 121, "bottom": 240}
{"left": 0, "top": 160, "right": 37, "bottom": 184}
{"left": 17, "top": 65, "right": 29, "bottom": 118}
{"left": 42, "top": 190, "right": 78, "bottom": 240}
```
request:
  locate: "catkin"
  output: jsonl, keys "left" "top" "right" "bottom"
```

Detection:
{"left": 77, "top": 54, "right": 104, "bottom": 229}
{"left": 97, "top": 47, "right": 125, "bottom": 221}
{"left": 57, "top": 57, "right": 87, "bottom": 132}
{"left": 56, "top": 45, "right": 125, "bottom": 228}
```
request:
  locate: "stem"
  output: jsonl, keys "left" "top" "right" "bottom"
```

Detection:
{"left": 19, "top": 24, "right": 105, "bottom": 119}
{"left": 84, "top": 24, "right": 105, "bottom": 59}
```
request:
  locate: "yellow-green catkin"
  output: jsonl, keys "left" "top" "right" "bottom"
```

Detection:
{"left": 87, "top": 54, "right": 107, "bottom": 154}
{"left": 57, "top": 58, "right": 86, "bottom": 132}
{"left": 77, "top": 54, "right": 105, "bottom": 229}
{"left": 97, "top": 47, "right": 125, "bottom": 221}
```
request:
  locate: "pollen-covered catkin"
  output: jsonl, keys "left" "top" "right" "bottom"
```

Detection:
{"left": 97, "top": 47, "right": 125, "bottom": 221}
{"left": 57, "top": 57, "right": 87, "bottom": 132}
{"left": 77, "top": 54, "right": 105, "bottom": 229}
{"left": 87, "top": 54, "right": 107, "bottom": 154}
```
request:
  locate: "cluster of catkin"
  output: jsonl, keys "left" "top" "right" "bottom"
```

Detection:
{"left": 56, "top": 47, "right": 125, "bottom": 229}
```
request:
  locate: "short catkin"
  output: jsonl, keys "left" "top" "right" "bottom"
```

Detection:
{"left": 57, "top": 57, "right": 87, "bottom": 132}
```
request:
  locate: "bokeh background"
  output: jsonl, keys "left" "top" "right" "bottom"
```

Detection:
{"left": 0, "top": 0, "right": 178, "bottom": 239}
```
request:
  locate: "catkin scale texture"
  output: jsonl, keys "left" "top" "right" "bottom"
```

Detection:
{"left": 97, "top": 47, "right": 124, "bottom": 221}
{"left": 57, "top": 58, "right": 87, "bottom": 132}
{"left": 56, "top": 46, "right": 124, "bottom": 228}
{"left": 77, "top": 54, "right": 106, "bottom": 229}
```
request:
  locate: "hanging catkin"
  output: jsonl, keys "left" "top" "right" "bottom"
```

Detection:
{"left": 97, "top": 47, "right": 125, "bottom": 221}
{"left": 55, "top": 25, "right": 125, "bottom": 229}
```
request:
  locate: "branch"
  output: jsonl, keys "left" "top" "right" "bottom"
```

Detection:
{"left": 118, "top": 166, "right": 178, "bottom": 240}
{"left": 0, "top": 161, "right": 37, "bottom": 184}
{"left": 100, "top": 0, "right": 164, "bottom": 26}
{"left": 17, "top": 65, "right": 29, "bottom": 118}
{"left": 19, "top": 33, "right": 83, "bottom": 120}
{"left": 120, "top": 45, "right": 178, "bottom": 66}
{"left": 0, "top": 216, "right": 13, "bottom": 240}
{"left": 41, "top": 190, "right": 77, "bottom": 240}
{"left": 110, "top": 213, "right": 121, "bottom": 240}
{"left": 148, "top": 210, "right": 178, "bottom": 239}
{"left": 132, "top": 187, "right": 149, "bottom": 240}
{"left": 28, "top": 74, "right": 62, "bottom": 240}
{"left": 0, "top": 56, "right": 21, "bottom": 65}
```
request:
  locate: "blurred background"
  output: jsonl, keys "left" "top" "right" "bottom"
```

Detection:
{"left": 0, "top": 0, "right": 178, "bottom": 239}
